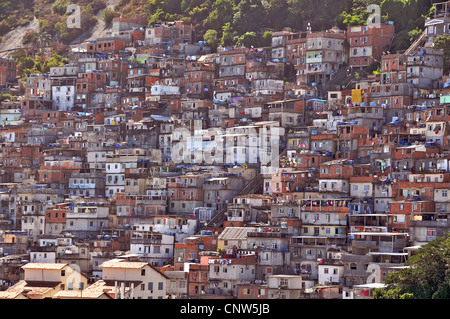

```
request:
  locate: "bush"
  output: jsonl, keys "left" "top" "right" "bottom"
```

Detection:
{"left": 101, "top": 8, "right": 117, "bottom": 24}
{"left": 51, "top": 0, "right": 70, "bottom": 15}
{"left": 0, "top": 20, "right": 11, "bottom": 36}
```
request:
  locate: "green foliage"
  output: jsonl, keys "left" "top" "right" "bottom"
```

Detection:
{"left": 379, "top": 0, "right": 431, "bottom": 50}
{"left": 339, "top": 11, "right": 367, "bottom": 27}
{"left": 232, "top": 0, "right": 265, "bottom": 35}
{"left": 51, "top": 0, "right": 71, "bottom": 15}
{"left": 236, "top": 31, "right": 259, "bottom": 48}
{"left": 9, "top": 48, "right": 67, "bottom": 79}
{"left": 0, "top": 0, "right": 99, "bottom": 46}
{"left": 0, "top": 93, "right": 17, "bottom": 102}
{"left": 0, "top": 0, "right": 444, "bottom": 55}
{"left": 0, "top": 0, "right": 34, "bottom": 36}
{"left": 203, "top": 29, "right": 220, "bottom": 52}
{"left": 374, "top": 233, "right": 450, "bottom": 299}
{"left": 204, "top": 0, "right": 235, "bottom": 33}
{"left": 408, "top": 27, "right": 423, "bottom": 43}
{"left": 148, "top": 8, "right": 167, "bottom": 25}
{"left": 264, "top": 0, "right": 290, "bottom": 31}
{"left": 188, "top": 6, "right": 209, "bottom": 26}
{"left": 220, "top": 22, "right": 236, "bottom": 47}
{"left": 262, "top": 31, "right": 272, "bottom": 47}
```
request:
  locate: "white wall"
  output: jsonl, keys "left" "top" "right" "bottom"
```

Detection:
{"left": 52, "top": 86, "right": 75, "bottom": 111}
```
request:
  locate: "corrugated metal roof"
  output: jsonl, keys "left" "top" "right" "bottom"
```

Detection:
{"left": 22, "top": 263, "right": 67, "bottom": 270}
{"left": 100, "top": 261, "right": 148, "bottom": 269}
{"left": 218, "top": 227, "right": 257, "bottom": 240}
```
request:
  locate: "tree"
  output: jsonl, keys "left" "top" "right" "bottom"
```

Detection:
{"left": 409, "top": 27, "right": 423, "bottom": 43}
{"left": 37, "top": 31, "right": 53, "bottom": 56}
{"left": 337, "top": 11, "right": 366, "bottom": 27}
{"left": 148, "top": 8, "right": 167, "bottom": 25}
{"left": 51, "top": 0, "right": 71, "bottom": 15}
{"left": 261, "top": 31, "right": 272, "bottom": 47}
{"left": 373, "top": 233, "right": 450, "bottom": 299}
{"left": 188, "top": 6, "right": 209, "bottom": 27}
{"left": 101, "top": 8, "right": 117, "bottom": 24}
{"left": 232, "top": 0, "right": 265, "bottom": 35}
{"left": 236, "top": 31, "right": 258, "bottom": 48}
{"left": 220, "top": 22, "right": 236, "bottom": 47}
{"left": 204, "top": 0, "right": 235, "bottom": 33}
{"left": 25, "top": 31, "right": 53, "bottom": 57}
{"left": 264, "top": 0, "right": 290, "bottom": 31}
{"left": 203, "top": 29, "right": 219, "bottom": 52}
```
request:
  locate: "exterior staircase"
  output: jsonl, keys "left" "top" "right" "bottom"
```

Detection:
{"left": 404, "top": 29, "right": 427, "bottom": 55}
{"left": 164, "top": 148, "right": 287, "bottom": 266}
{"left": 198, "top": 173, "right": 264, "bottom": 230}
{"left": 198, "top": 148, "right": 287, "bottom": 231}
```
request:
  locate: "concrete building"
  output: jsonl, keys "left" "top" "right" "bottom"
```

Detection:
{"left": 100, "top": 260, "right": 168, "bottom": 299}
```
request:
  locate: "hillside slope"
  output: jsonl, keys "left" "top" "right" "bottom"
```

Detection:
{"left": 0, "top": 17, "right": 39, "bottom": 57}
{"left": 69, "top": 0, "right": 121, "bottom": 44}
{"left": 0, "top": 0, "right": 439, "bottom": 57}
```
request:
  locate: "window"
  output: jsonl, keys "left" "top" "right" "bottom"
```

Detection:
{"left": 158, "top": 282, "right": 163, "bottom": 290}
{"left": 279, "top": 279, "right": 288, "bottom": 287}
{"left": 427, "top": 228, "right": 436, "bottom": 237}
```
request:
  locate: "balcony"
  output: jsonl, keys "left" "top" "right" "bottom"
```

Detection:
{"left": 203, "top": 182, "right": 229, "bottom": 190}
{"left": 130, "top": 237, "right": 163, "bottom": 245}
{"left": 351, "top": 240, "right": 378, "bottom": 249}
{"left": 247, "top": 231, "right": 288, "bottom": 239}
{"left": 410, "top": 218, "right": 450, "bottom": 228}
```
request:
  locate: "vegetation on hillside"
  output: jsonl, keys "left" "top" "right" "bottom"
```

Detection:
{"left": 0, "top": 0, "right": 447, "bottom": 75}
{"left": 373, "top": 232, "right": 450, "bottom": 299}
{"left": 9, "top": 48, "right": 69, "bottom": 79}
{"left": 0, "top": 0, "right": 35, "bottom": 37}
{"left": 0, "top": 0, "right": 442, "bottom": 51}
{"left": 111, "top": 0, "right": 438, "bottom": 51}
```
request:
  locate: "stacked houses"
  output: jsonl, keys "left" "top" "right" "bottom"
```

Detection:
{"left": 1, "top": 4, "right": 450, "bottom": 299}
